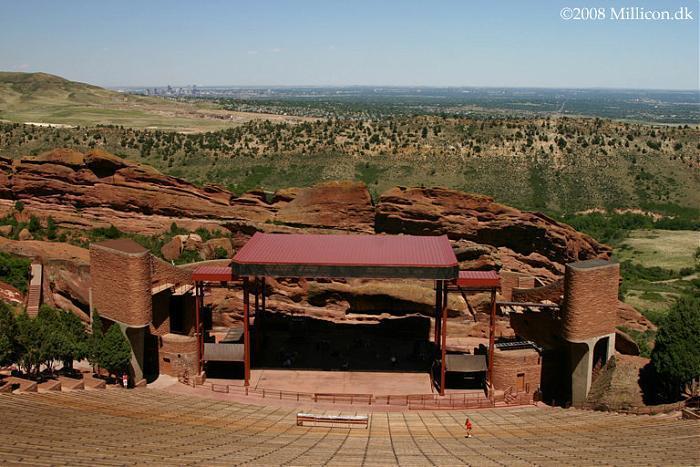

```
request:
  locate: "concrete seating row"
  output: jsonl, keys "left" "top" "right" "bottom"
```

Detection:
{"left": 0, "top": 389, "right": 697, "bottom": 465}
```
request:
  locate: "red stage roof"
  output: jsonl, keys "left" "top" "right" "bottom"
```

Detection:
{"left": 231, "top": 233, "right": 459, "bottom": 279}
{"left": 453, "top": 270, "right": 500, "bottom": 289}
{"left": 191, "top": 266, "right": 235, "bottom": 282}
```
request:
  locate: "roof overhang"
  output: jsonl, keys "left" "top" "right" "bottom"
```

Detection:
{"left": 452, "top": 270, "right": 500, "bottom": 289}
{"left": 191, "top": 266, "right": 238, "bottom": 282}
{"left": 231, "top": 233, "right": 459, "bottom": 280}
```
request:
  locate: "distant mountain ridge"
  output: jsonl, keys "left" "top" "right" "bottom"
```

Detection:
{"left": 0, "top": 71, "right": 305, "bottom": 131}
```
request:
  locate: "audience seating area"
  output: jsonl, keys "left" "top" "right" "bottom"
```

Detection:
{"left": 0, "top": 389, "right": 697, "bottom": 465}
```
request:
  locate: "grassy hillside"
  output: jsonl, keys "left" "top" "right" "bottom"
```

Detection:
{"left": 1, "top": 115, "right": 698, "bottom": 215}
{"left": 0, "top": 72, "right": 310, "bottom": 131}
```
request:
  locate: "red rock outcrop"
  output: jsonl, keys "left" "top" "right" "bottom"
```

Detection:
{"left": 1, "top": 149, "right": 651, "bottom": 340}
{"left": 0, "top": 238, "right": 90, "bottom": 316}
{"left": 272, "top": 181, "right": 374, "bottom": 233}
{"left": 376, "top": 186, "right": 610, "bottom": 264}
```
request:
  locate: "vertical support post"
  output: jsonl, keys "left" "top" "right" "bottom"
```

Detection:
{"left": 254, "top": 277, "right": 260, "bottom": 316}
{"left": 488, "top": 289, "right": 496, "bottom": 388}
{"left": 261, "top": 277, "right": 266, "bottom": 313}
{"left": 195, "top": 282, "right": 201, "bottom": 375}
{"left": 243, "top": 277, "right": 250, "bottom": 387}
{"left": 440, "top": 280, "right": 448, "bottom": 396}
{"left": 434, "top": 280, "right": 442, "bottom": 347}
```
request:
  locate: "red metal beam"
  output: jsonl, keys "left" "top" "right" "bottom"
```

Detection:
{"left": 243, "top": 278, "right": 250, "bottom": 387}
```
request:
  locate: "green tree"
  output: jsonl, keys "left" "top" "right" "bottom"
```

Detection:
{"left": 0, "top": 302, "right": 18, "bottom": 366}
{"left": 27, "top": 215, "right": 41, "bottom": 234}
{"left": 650, "top": 296, "right": 700, "bottom": 400}
{"left": 57, "top": 310, "right": 88, "bottom": 371}
{"left": 36, "top": 305, "right": 64, "bottom": 374}
{"left": 88, "top": 311, "right": 104, "bottom": 372}
{"left": 15, "top": 312, "right": 43, "bottom": 378}
{"left": 46, "top": 217, "right": 57, "bottom": 240}
{"left": 99, "top": 324, "right": 132, "bottom": 379}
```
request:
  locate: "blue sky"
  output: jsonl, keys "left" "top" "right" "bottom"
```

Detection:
{"left": 1, "top": 0, "right": 698, "bottom": 89}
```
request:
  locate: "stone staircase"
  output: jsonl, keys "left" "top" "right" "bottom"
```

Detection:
{"left": 25, "top": 262, "right": 43, "bottom": 317}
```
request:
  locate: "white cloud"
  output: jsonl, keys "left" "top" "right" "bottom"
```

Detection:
{"left": 247, "top": 50, "right": 258, "bottom": 55}
{"left": 270, "top": 47, "right": 282, "bottom": 53}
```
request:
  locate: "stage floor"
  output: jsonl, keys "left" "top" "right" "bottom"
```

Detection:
{"left": 248, "top": 369, "right": 433, "bottom": 395}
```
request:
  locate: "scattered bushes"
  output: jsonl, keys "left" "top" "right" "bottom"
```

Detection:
{"left": 0, "top": 252, "right": 31, "bottom": 294}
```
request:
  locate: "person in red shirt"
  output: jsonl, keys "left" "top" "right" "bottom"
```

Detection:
{"left": 465, "top": 417, "right": 473, "bottom": 438}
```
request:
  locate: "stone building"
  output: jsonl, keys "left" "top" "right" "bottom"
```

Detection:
{"left": 89, "top": 239, "right": 197, "bottom": 383}
{"left": 501, "top": 259, "right": 619, "bottom": 406}
{"left": 87, "top": 236, "right": 618, "bottom": 406}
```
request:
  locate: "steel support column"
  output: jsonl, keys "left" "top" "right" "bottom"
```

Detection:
{"left": 254, "top": 278, "right": 259, "bottom": 315}
{"left": 434, "top": 280, "right": 442, "bottom": 347}
{"left": 440, "top": 280, "right": 448, "bottom": 396}
{"left": 488, "top": 289, "right": 496, "bottom": 387}
{"left": 261, "top": 277, "right": 266, "bottom": 312}
{"left": 195, "top": 282, "right": 201, "bottom": 375}
{"left": 243, "top": 277, "right": 250, "bottom": 387}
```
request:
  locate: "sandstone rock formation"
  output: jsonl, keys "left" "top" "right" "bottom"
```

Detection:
{"left": 376, "top": 186, "right": 610, "bottom": 264}
{"left": 0, "top": 238, "right": 90, "bottom": 317}
{"left": 0, "top": 149, "right": 652, "bottom": 341}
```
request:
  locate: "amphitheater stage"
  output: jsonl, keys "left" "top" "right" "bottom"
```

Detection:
{"left": 256, "top": 369, "right": 436, "bottom": 395}
{"left": 210, "top": 369, "right": 437, "bottom": 395}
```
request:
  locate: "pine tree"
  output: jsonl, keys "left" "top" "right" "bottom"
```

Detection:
{"left": 88, "top": 311, "right": 104, "bottom": 372}
{"left": 0, "top": 302, "right": 18, "bottom": 366}
{"left": 99, "top": 324, "right": 132, "bottom": 379}
{"left": 651, "top": 296, "right": 700, "bottom": 400}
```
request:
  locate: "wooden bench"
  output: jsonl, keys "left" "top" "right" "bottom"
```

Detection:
{"left": 296, "top": 413, "right": 369, "bottom": 428}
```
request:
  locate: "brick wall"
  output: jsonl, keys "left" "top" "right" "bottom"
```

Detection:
{"left": 151, "top": 257, "right": 192, "bottom": 287}
{"left": 491, "top": 347, "right": 542, "bottom": 393}
{"left": 90, "top": 241, "right": 152, "bottom": 327}
{"left": 562, "top": 260, "right": 619, "bottom": 341}
{"left": 500, "top": 271, "right": 537, "bottom": 301}
{"left": 160, "top": 334, "right": 198, "bottom": 377}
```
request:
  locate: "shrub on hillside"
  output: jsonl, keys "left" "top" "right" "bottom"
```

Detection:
{"left": 0, "top": 252, "right": 31, "bottom": 294}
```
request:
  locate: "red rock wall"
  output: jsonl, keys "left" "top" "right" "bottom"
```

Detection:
{"left": 492, "top": 348, "right": 542, "bottom": 393}
{"left": 90, "top": 244, "right": 151, "bottom": 327}
{"left": 511, "top": 279, "right": 564, "bottom": 304}
{"left": 562, "top": 260, "right": 619, "bottom": 341}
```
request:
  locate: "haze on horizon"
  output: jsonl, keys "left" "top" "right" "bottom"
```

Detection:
{"left": 1, "top": 0, "right": 698, "bottom": 90}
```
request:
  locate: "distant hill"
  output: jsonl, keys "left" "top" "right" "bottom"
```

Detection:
{"left": 0, "top": 72, "right": 310, "bottom": 131}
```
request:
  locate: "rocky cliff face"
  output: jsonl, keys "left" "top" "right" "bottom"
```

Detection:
{"left": 376, "top": 186, "right": 610, "bottom": 263}
{"left": 0, "top": 148, "right": 645, "bottom": 340}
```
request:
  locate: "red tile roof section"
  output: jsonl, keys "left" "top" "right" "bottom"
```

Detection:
{"left": 191, "top": 266, "right": 236, "bottom": 282}
{"left": 233, "top": 233, "right": 458, "bottom": 268}
{"left": 454, "top": 270, "right": 501, "bottom": 289}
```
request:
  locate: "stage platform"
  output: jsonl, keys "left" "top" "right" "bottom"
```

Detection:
{"left": 205, "top": 369, "right": 485, "bottom": 397}
{"left": 208, "top": 369, "right": 434, "bottom": 395}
